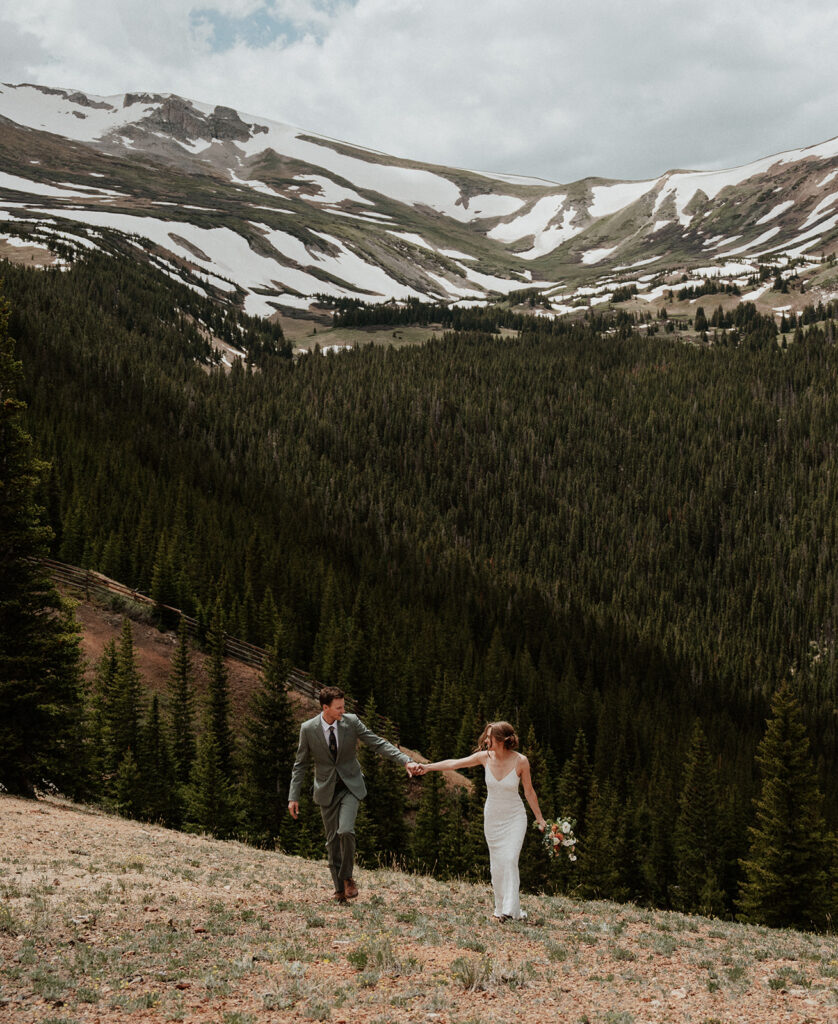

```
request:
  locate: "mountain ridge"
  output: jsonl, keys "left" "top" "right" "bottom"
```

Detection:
{"left": 3, "top": 81, "right": 838, "bottom": 318}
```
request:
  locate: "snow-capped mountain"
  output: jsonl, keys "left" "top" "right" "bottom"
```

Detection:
{"left": 3, "top": 82, "right": 838, "bottom": 316}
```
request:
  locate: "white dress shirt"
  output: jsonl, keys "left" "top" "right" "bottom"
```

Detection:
{"left": 321, "top": 713, "right": 339, "bottom": 752}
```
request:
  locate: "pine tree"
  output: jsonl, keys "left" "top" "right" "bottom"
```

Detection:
{"left": 105, "top": 617, "right": 145, "bottom": 777}
{"left": 310, "top": 568, "right": 344, "bottom": 683}
{"left": 285, "top": 788, "right": 326, "bottom": 860}
{"left": 738, "top": 681, "right": 833, "bottom": 929}
{"left": 139, "top": 694, "right": 177, "bottom": 824}
{"left": 482, "top": 627, "right": 510, "bottom": 715}
{"left": 411, "top": 767, "right": 448, "bottom": 875}
{"left": 672, "top": 722, "right": 726, "bottom": 915}
{"left": 150, "top": 531, "right": 176, "bottom": 615}
{"left": 639, "top": 754, "right": 678, "bottom": 908}
{"left": 355, "top": 695, "right": 406, "bottom": 865}
{"left": 184, "top": 730, "right": 236, "bottom": 838}
{"left": 113, "top": 748, "right": 143, "bottom": 819}
{"left": 258, "top": 587, "right": 278, "bottom": 649}
{"left": 519, "top": 725, "right": 553, "bottom": 894}
{"left": 239, "top": 626, "right": 297, "bottom": 848}
{"left": 439, "top": 786, "right": 472, "bottom": 878}
{"left": 88, "top": 640, "right": 121, "bottom": 789}
{"left": 555, "top": 728, "right": 592, "bottom": 832}
{"left": 167, "top": 620, "right": 196, "bottom": 786}
{"left": 57, "top": 492, "right": 87, "bottom": 567}
{"left": 0, "top": 294, "right": 86, "bottom": 796}
{"left": 454, "top": 694, "right": 485, "bottom": 758}
{"left": 461, "top": 768, "right": 490, "bottom": 882}
{"left": 577, "top": 778, "right": 620, "bottom": 900}
{"left": 204, "top": 604, "right": 234, "bottom": 780}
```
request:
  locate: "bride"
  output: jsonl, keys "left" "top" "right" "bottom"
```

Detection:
{"left": 416, "top": 721, "right": 546, "bottom": 921}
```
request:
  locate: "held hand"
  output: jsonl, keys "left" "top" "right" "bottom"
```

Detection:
{"left": 405, "top": 761, "right": 421, "bottom": 777}
{"left": 288, "top": 801, "right": 299, "bottom": 819}
{"left": 413, "top": 763, "right": 427, "bottom": 776}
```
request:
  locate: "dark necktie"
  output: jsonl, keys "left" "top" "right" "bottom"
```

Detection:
{"left": 329, "top": 725, "right": 337, "bottom": 760}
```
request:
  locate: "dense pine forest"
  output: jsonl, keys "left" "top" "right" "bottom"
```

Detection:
{"left": 1, "top": 249, "right": 836, "bottom": 929}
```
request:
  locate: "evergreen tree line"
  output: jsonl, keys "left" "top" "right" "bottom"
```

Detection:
{"left": 676, "top": 280, "right": 742, "bottom": 301}
{"left": 82, "top": 610, "right": 316, "bottom": 852}
{"left": 325, "top": 295, "right": 530, "bottom": 332}
{"left": 2, "top": 254, "right": 837, "bottom": 926}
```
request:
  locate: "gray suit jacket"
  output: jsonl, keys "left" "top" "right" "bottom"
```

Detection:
{"left": 288, "top": 713, "right": 409, "bottom": 806}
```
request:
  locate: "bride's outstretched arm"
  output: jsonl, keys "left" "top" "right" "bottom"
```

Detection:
{"left": 520, "top": 757, "right": 547, "bottom": 828}
{"left": 416, "top": 751, "right": 486, "bottom": 774}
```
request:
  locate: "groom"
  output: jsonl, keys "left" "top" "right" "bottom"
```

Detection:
{"left": 288, "top": 686, "right": 421, "bottom": 903}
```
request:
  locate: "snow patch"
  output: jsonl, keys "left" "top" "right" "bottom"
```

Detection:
{"left": 274, "top": 294, "right": 314, "bottom": 311}
{"left": 1, "top": 235, "right": 45, "bottom": 248}
{"left": 614, "top": 255, "right": 660, "bottom": 270}
{"left": 799, "top": 192, "right": 838, "bottom": 231}
{"left": 755, "top": 201, "right": 794, "bottom": 225}
{"left": 588, "top": 180, "right": 655, "bottom": 219}
{"left": 229, "top": 172, "right": 281, "bottom": 198}
{"left": 581, "top": 246, "right": 618, "bottom": 265}
{"left": 717, "top": 227, "right": 781, "bottom": 257}
{"left": 740, "top": 283, "right": 771, "bottom": 302}
{"left": 0, "top": 84, "right": 153, "bottom": 142}
{"left": 488, "top": 194, "right": 566, "bottom": 243}
{"left": 293, "top": 174, "right": 374, "bottom": 207}
{"left": 639, "top": 285, "right": 671, "bottom": 303}
{"left": 489, "top": 195, "right": 587, "bottom": 259}
{"left": 0, "top": 170, "right": 121, "bottom": 200}
{"left": 439, "top": 248, "right": 477, "bottom": 261}
{"left": 388, "top": 231, "right": 435, "bottom": 251}
{"left": 692, "top": 262, "right": 756, "bottom": 278}
{"left": 773, "top": 212, "right": 838, "bottom": 256}
{"left": 24, "top": 206, "right": 426, "bottom": 304}
{"left": 424, "top": 270, "right": 484, "bottom": 300}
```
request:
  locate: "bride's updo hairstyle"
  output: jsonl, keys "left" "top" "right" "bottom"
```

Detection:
{"left": 477, "top": 721, "right": 519, "bottom": 752}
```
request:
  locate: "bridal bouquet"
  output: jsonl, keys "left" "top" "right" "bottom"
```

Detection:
{"left": 534, "top": 817, "right": 578, "bottom": 862}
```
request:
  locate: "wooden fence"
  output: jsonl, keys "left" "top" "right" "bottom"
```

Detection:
{"left": 41, "top": 557, "right": 333, "bottom": 707}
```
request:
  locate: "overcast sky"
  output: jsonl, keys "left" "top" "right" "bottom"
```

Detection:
{"left": 3, "top": 0, "right": 838, "bottom": 184}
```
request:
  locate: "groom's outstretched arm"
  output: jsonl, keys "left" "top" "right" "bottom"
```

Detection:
{"left": 350, "top": 714, "right": 419, "bottom": 774}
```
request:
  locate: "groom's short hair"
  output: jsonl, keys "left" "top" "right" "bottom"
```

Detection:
{"left": 318, "top": 685, "right": 345, "bottom": 707}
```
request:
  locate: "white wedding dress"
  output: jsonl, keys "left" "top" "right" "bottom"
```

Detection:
{"left": 483, "top": 757, "right": 528, "bottom": 919}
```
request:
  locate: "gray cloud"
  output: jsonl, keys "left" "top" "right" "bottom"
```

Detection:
{"left": 0, "top": 17, "right": 51, "bottom": 83}
{"left": 5, "top": 1, "right": 838, "bottom": 184}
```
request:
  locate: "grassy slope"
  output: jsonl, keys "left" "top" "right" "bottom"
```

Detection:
{"left": 1, "top": 794, "right": 836, "bottom": 1024}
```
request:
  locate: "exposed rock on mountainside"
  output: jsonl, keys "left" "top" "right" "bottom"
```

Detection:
{"left": 2, "top": 82, "right": 838, "bottom": 319}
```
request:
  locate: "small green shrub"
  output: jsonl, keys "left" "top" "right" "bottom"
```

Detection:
{"left": 450, "top": 955, "right": 492, "bottom": 991}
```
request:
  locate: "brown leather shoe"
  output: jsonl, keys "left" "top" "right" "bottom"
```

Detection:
{"left": 343, "top": 878, "right": 359, "bottom": 899}
{"left": 331, "top": 890, "right": 348, "bottom": 904}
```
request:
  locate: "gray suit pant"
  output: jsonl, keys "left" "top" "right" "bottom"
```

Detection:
{"left": 320, "top": 783, "right": 360, "bottom": 892}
